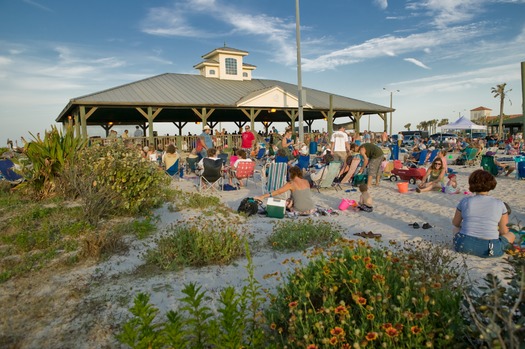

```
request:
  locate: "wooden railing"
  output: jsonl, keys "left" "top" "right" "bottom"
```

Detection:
{"left": 90, "top": 133, "right": 323, "bottom": 153}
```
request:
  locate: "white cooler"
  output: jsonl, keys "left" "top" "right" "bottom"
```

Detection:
{"left": 266, "top": 197, "right": 286, "bottom": 218}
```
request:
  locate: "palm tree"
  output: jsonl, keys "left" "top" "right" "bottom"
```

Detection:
{"left": 438, "top": 118, "right": 449, "bottom": 127}
{"left": 404, "top": 123, "right": 411, "bottom": 131}
{"left": 491, "top": 83, "right": 512, "bottom": 139}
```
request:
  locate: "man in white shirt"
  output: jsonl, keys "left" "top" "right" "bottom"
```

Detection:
{"left": 331, "top": 125, "right": 350, "bottom": 163}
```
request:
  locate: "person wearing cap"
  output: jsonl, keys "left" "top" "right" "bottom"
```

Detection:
{"left": 443, "top": 173, "right": 460, "bottom": 194}
{"left": 241, "top": 125, "right": 256, "bottom": 153}
{"left": 452, "top": 169, "right": 515, "bottom": 258}
{"left": 198, "top": 125, "right": 214, "bottom": 159}
{"left": 486, "top": 151, "right": 515, "bottom": 176}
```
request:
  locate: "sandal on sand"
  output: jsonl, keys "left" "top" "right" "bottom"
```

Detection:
{"left": 409, "top": 222, "right": 420, "bottom": 229}
{"left": 353, "top": 231, "right": 382, "bottom": 238}
{"left": 422, "top": 223, "right": 433, "bottom": 229}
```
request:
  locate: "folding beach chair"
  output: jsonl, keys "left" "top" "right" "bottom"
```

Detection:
{"left": 297, "top": 154, "right": 310, "bottom": 171}
{"left": 186, "top": 157, "right": 199, "bottom": 174}
{"left": 165, "top": 159, "right": 180, "bottom": 178}
{"left": 261, "top": 162, "right": 288, "bottom": 196}
{"left": 199, "top": 158, "right": 223, "bottom": 192}
{"left": 0, "top": 159, "right": 24, "bottom": 185}
{"left": 427, "top": 149, "right": 439, "bottom": 164}
{"left": 480, "top": 155, "right": 499, "bottom": 176}
{"left": 254, "top": 148, "right": 267, "bottom": 166}
{"left": 416, "top": 150, "right": 428, "bottom": 167}
{"left": 312, "top": 161, "right": 342, "bottom": 192}
{"left": 231, "top": 161, "right": 256, "bottom": 187}
{"left": 465, "top": 148, "right": 479, "bottom": 167}
{"left": 517, "top": 160, "right": 525, "bottom": 180}
{"left": 217, "top": 153, "right": 229, "bottom": 166}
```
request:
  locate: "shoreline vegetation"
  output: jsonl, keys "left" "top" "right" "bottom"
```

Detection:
{"left": 0, "top": 129, "right": 524, "bottom": 348}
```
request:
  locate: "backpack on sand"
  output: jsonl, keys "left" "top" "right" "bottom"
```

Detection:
{"left": 237, "top": 197, "right": 259, "bottom": 216}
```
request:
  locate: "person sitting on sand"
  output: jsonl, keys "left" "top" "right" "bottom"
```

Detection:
{"left": 443, "top": 173, "right": 460, "bottom": 194}
{"left": 452, "top": 169, "right": 515, "bottom": 258}
{"left": 357, "top": 183, "right": 373, "bottom": 212}
{"left": 254, "top": 166, "right": 315, "bottom": 215}
{"left": 416, "top": 158, "right": 446, "bottom": 193}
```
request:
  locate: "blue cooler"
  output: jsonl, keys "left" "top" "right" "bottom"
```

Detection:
{"left": 309, "top": 141, "right": 318, "bottom": 155}
{"left": 391, "top": 145, "right": 399, "bottom": 160}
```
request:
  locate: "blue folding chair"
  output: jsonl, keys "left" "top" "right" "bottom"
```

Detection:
{"left": 416, "top": 149, "right": 428, "bottom": 167}
{"left": 427, "top": 149, "right": 439, "bottom": 163}
{"left": 0, "top": 159, "right": 24, "bottom": 185}
{"left": 297, "top": 154, "right": 310, "bottom": 171}
{"left": 166, "top": 159, "right": 182, "bottom": 177}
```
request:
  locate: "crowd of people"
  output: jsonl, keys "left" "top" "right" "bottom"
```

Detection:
{"left": 4, "top": 125, "right": 522, "bottom": 260}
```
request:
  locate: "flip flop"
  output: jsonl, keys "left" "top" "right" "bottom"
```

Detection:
{"left": 353, "top": 231, "right": 382, "bottom": 238}
{"left": 409, "top": 222, "right": 420, "bottom": 229}
{"left": 422, "top": 223, "right": 433, "bottom": 229}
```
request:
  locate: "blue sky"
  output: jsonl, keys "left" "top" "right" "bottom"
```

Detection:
{"left": 1, "top": 0, "right": 524, "bottom": 144}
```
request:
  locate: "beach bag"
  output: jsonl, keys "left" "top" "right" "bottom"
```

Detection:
{"left": 237, "top": 197, "right": 259, "bottom": 216}
{"left": 196, "top": 138, "right": 203, "bottom": 152}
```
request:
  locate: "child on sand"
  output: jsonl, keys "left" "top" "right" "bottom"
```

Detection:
{"left": 444, "top": 173, "right": 460, "bottom": 194}
{"left": 357, "top": 183, "right": 373, "bottom": 212}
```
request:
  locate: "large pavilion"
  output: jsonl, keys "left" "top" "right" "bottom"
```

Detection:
{"left": 56, "top": 47, "right": 393, "bottom": 145}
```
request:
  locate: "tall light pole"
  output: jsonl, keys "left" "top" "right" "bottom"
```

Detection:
{"left": 383, "top": 88, "right": 399, "bottom": 136}
{"left": 295, "top": 0, "right": 304, "bottom": 142}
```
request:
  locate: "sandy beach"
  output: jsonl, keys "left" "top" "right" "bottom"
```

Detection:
{"left": 1, "top": 159, "right": 524, "bottom": 348}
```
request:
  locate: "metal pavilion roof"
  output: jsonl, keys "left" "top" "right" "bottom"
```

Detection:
{"left": 56, "top": 73, "right": 393, "bottom": 127}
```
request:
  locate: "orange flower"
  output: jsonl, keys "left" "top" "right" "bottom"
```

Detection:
{"left": 363, "top": 256, "right": 372, "bottom": 263}
{"left": 341, "top": 344, "right": 351, "bottom": 349}
{"left": 366, "top": 313, "right": 375, "bottom": 320}
{"left": 365, "top": 332, "right": 379, "bottom": 341}
{"left": 330, "top": 327, "right": 345, "bottom": 337}
{"left": 385, "top": 327, "right": 399, "bottom": 337}
{"left": 270, "top": 323, "right": 277, "bottom": 330}
{"left": 411, "top": 326, "right": 422, "bottom": 335}
{"left": 289, "top": 301, "right": 298, "bottom": 309}
{"left": 372, "top": 274, "right": 385, "bottom": 283}
{"left": 394, "top": 323, "right": 404, "bottom": 331}
{"left": 356, "top": 297, "right": 367, "bottom": 306}
{"left": 334, "top": 305, "right": 349, "bottom": 315}
{"left": 382, "top": 323, "right": 393, "bottom": 330}
{"left": 432, "top": 282, "right": 442, "bottom": 289}
{"left": 365, "top": 263, "right": 376, "bottom": 270}
{"left": 307, "top": 345, "right": 318, "bottom": 349}
{"left": 329, "top": 336, "right": 338, "bottom": 345}
{"left": 352, "top": 255, "right": 361, "bottom": 261}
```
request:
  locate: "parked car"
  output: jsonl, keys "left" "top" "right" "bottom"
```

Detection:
{"left": 430, "top": 133, "right": 458, "bottom": 142}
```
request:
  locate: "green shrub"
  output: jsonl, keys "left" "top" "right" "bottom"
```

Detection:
{"left": 0, "top": 201, "right": 90, "bottom": 282}
{"left": 67, "top": 142, "right": 170, "bottom": 215}
{"left": 17, "top": 126, "right": 87, "bottom": 198}
{"left": 265, "top": 239, "right": 466, "bottom": 348}
{"left": 145, "top": 220, "right": 245, "bottom": 270}
{"left": 462, "top": 250, "right": 525, "bottom": 347}
{"left": 268, "top": 219, "right": 342, "bottom": 252}
{"left": 117, "top": 246, "right": 267, "bottom": 348}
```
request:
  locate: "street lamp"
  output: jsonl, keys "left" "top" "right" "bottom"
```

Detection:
{"left": 383, "top": 88, "right": 400, "bottom": 136}
{"left": 295, "top": 0, "right": 304, "bottom": 142}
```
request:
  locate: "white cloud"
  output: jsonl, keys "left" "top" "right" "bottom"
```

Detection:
{"left": 0, "top": 56, "right": 12, "bottom": 65}
{"left": 141, "top": 0, "right": 297, "bottom": 65}
{"left": 374, "top": 0, "right": 388, "bottom": 10}
{"left": 406, "top": 0, "right": 484, "bottom": 27}
{"left": 302, "top": 24, "right": 483, "bottom": 71}
{"left": 404, "top": 58, "right": 431, "bottom": 69}
{"left": 22, "top": 0, "right": 53, "bottom": 12}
